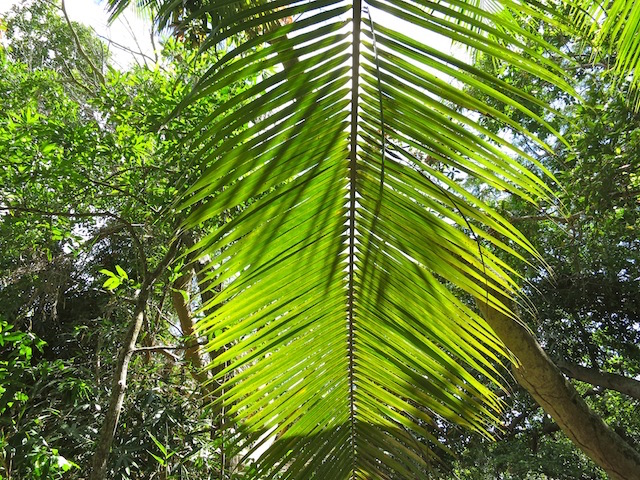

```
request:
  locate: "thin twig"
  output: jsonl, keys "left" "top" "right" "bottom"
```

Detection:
{"left": 121, "top": 15, "right": 150, "bottom": 69}
{"left": 133, "top": 341, "right": 207, "bottom": 352}
{"left": 93, "top": 31, "right": 162, "bottom": 69}
{"left": 60, "top": 57, "right": 95, "bottom": 95}
{"left": 509, "top": 213, "right": 582, "bottom": 224}
{"left": 150, "top": 21, "right": 159, "bottom": 64}
{"left": 0, "top": 205, "right": 116, "bottom": 218}
{"left": 60, "top": 0, "right": 106, "bottom": 85}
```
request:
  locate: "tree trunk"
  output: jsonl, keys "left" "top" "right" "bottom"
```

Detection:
{"left": 190, "top": 253, "right": 231, "bottom": 475}
{"left": 479, "top": 301, "right": 640, "bottom": 480}
{"left": 90, "top": 287, "right": 149, "bottom": 480}
{"left": 171, "top": 268, "right": 210, "bottom": 385}
{"left": 90, "top": 237, "right": 181, "bottom": 480}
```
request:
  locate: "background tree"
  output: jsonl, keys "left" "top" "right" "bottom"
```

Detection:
{"left": 2, "top": 0, "right": 107, "bottom": 96}
{"left": 432, "top": 19, "right": 640, "bottom": 479}
{"left": 1, "top": 2, "right": 257, "bottom": 478}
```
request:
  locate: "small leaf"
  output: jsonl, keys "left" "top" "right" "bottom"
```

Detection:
{"left": 41, "top": 143, "right": 57, "bottom": 155}
{"left": 56, "top": 454, "right": 77, "bottom": 472}
{"left": 148, "top": 432, "right": 167, "bottom": 456}
{"left": 99, "top": 269, "right": 117, "bottom": 278}
{"left": 103, "top": 278, "right": 120, "bottom": 291}
{"left": 115, "top": 265, "right": 128, "bottom": 280}
{"left": 180, "top": 289, "right": 189, "bottom": 304}
{"left": 148, "top": 451, "right": 165, "bottom": 466}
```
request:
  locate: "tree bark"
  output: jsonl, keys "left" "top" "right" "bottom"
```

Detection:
{"left": 479, "top": 301, "right": 640, "bottom": 480}
{"left": 556, "top": 360, "right": 640, "bottom": 401}
{"left": 171, "top": 268, "right": 210, "bottom": 385}
{"left": 90, "top": 288, "right": 149, "bottom": 480}
{"left": 189, "top": 252, "right": 231, "bottom": 474}
{"left": 90, "top": 238, "right": 180, "bottom": 480}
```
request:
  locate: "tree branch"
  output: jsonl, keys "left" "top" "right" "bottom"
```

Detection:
{"left": 478, "top": 297, "right": 640, "bottom": 480}
{"left": 171, "top": 266, "right": 210, "bottom": 385}
{"left": 509, "top": 213, "right": 581, "bottom": 224}
{"left": 557, "top": 361, "right": 640, "bottom": 401}
{"left": 133, "top": 341, "right": 207, "bottom": 353}
{"left": 60, "top": 57, "right": 95, "bottom": 95}
{"left": 1, "top": 204, "right": 149, "bottom": 280}
{"left": 133, "top": 345, "right": 180, "bottom": 362}
{"left": 0, "top": 205, "right": 116, "bottom": 218}
{"left": 93, "top": 31, "right": 161, "bottom": 68}
{"left": 90, "top": 235, "right": 183, "bottom": 480}
{"left": 60, "top": 0, "right": 106, "bottom": 86}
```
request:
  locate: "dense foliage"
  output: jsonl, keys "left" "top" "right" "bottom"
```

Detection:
{"left": 0, "top": 2, "right": 256, "bottom": 477}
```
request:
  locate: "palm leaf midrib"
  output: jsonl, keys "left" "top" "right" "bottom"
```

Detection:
{"left": 347, "top": 0, "right": 365, "bottom": 473}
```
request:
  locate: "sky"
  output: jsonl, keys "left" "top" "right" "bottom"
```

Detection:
{"left": 0, "top": 0, "right": 156, "bottom": 69}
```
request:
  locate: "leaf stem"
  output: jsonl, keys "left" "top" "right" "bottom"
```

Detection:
{"left": 347, "top": 1, "right": 363, "bottom": 476}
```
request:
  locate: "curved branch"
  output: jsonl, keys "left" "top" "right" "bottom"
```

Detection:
{"left": 171, "top": 267, "right": 210, "bottom": 385}
{"left": 60, "top": 0, "right": 106, "bottom": 86}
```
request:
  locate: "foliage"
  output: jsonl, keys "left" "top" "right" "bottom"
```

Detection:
{"left": 0, "top": 320, "right": 78, "bottom": 479}
{"left": 0, "top": 2, "right": 253, "bottom": 477}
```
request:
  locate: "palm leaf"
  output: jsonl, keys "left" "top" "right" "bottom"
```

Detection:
{"left": 105, "top": 0, "right": 161, "bottom": 22}
{"left": 556, "top": 0, "right": 640, "bottom": 105}
{"left": 173, "top": 0, "right": 577, "bottom": 477}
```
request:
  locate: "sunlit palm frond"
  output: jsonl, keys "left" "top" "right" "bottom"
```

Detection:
{"left": 169, "top": 0, "right": 580, "bottom": 477}
{"left": 562, "top": 0, "right": 640, "bottom": 105}
{"left": 105, "top": 0, "right": 161, "bottom": 22}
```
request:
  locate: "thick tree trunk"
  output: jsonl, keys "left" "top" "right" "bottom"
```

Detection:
{"left": 479, "top": 302, "right": 640, "bottom": 480}
{"left": 556, "top": 360, "right": 640, "bottom": 401}
{"left": 90, "top": 288, "right": 149, "bottom": 480}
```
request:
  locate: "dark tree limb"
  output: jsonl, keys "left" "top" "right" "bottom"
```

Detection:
{"left": 509, "top": 213, "right": 581, "bottom": 224}
{"left": 0, "top": 205, "right": 116, "bottom": 218}
{"left": 557, "top": 361, "right": 640, "bottom": 401}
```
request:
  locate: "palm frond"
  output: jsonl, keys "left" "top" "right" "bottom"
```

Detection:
{"left": 563, "top": 0, "right": 640, "bottom": 105}
{"left": 172, "top": 1, "right": 578, "bottom": 477}
{"left": 596, "top": 0, "right": 640, "bottom": 104}
{"left": 105, "top": 0, "right": 161, "bottom": 23}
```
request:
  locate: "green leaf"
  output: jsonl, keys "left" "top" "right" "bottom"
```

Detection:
{"left": 148, "top": 451, "right": 165, "bottom": 466}
{"left": 114, "top": 264, "right": 128, "bottom": 280}
{"left": 41, "top": 143, "right": 57, "bottom": 155}
{"left": 148, "top": 432, "right": 167, "bottom": 456}
{"left": 99, "top": 269, "right": 117, "bottom": 278}
{"left": 102, "top": 277, "right": 120, "bottom": 291}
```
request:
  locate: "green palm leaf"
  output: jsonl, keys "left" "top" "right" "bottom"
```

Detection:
{"left": 173, "top": 0, "right": 576, "bottom": 477}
